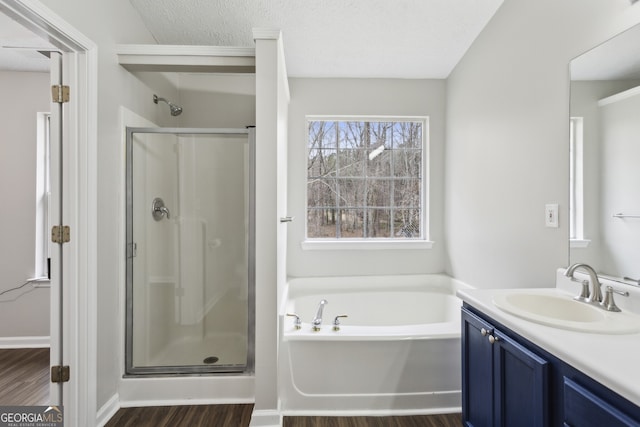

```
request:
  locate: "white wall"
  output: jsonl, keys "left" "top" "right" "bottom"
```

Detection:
{"left": 0, "top": 71, "right": 50, "bottom": 340}
{"left": 445, "top": 0, "right": 640, "bottom": 290}
{"left": 176, "top": 73, "right": 256, "bottom": 129}
{"left": 287, "top": 78, "right": 447, "bottom": 277}
{"left": 40, "top": 0, "right": 158, "bottom": 410}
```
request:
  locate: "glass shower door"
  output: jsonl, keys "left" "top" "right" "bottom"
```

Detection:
{"left": 125, "top": 127, "right": 254, "bottom": 375}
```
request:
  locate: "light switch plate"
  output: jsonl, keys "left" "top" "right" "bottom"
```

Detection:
{"left": 545, "top": 204, "right": 559, "bottom": 228}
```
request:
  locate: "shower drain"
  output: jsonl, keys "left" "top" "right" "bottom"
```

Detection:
{"left": 203, "top": 356, "right": 219, "bottom": 364}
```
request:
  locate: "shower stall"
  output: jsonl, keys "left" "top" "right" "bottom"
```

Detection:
{"left": 125, "top": 127, "right": 255, "bottom": 375}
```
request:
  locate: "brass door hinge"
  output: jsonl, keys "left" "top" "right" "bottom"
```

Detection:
{"left": 51, "top": 85, "right": 70, "bottom": 103}
{"left": 51, "top": 225, "right": 70, "bottom": 244}
{"left": 51, "top": 365, "right": 70, "bottom": 383}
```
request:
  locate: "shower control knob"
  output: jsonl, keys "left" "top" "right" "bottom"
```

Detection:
{"left": 152, "top": 198, "right": 171, "bottom": 221}
{"left": 286, "top": 313, "right": 302, "bottom": 330}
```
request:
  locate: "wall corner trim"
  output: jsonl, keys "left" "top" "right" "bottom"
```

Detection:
{"left": 249, "top": 409, "right": 282, "bottom": 427}
{"left": 95, "top": 393, "right": 120, "bottom": 427}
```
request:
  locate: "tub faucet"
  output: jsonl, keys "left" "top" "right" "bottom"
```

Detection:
{"left": 311, "top": 299, "right": 328, "bottom": 331}
{"left": 565, "top": 263, "right": 603, "bottom": 304}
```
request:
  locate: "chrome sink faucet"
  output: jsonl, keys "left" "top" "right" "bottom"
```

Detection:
{"left": 564, "top": 263, "right": 603, "bottom": 304}
{"left": 311, "top": 299, "right": 328, "bottom": 331}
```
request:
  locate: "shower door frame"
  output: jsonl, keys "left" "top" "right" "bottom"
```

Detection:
{"left": 125, "top": 126, "right": 255, "bottom": 376}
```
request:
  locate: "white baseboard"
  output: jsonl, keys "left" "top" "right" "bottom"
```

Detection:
{"left": 0, "top": 336, "right": 50, "bottom": 348}
{"left": 120, "top": 397, "right": 254, "bottom": 408}
{"left": 249, "top": 409, "right": 282, "bottom": 427}
{"left": 96, "top": 393, "right": 120, "bottom": 427}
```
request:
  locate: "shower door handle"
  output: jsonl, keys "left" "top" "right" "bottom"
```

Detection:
{"left": 152, "top": 197, "right": 171, "bottom": 221}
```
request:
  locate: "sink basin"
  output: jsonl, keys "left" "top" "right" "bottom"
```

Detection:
{"left": 498, "top": 293, "right": 606, "bottom": 322}
{"left": 492, "top": 289, "right": 640, "bottom": 334}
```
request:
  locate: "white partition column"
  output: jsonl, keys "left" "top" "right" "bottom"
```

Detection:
{"left": 251, "top": 29, "right": 289, "bottom": 427}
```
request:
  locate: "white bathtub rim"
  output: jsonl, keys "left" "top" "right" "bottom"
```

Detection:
{"left": 282, "top": 321, "right": 460, "bottom": 341}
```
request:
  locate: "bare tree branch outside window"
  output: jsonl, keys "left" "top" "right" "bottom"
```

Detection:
{"left": 307, "top": 118, "right": 425, "bottom": 239}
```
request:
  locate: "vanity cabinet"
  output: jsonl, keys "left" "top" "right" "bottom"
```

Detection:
{"left": 462, "top": 305, "right": 640, "bottom": 427}
{"left": 462, "top": 307, "right": 549, "bottom": 427}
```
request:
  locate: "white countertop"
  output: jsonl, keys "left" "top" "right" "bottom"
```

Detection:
{"left": 457, "top": 270, "right": 640, "bottom": 407}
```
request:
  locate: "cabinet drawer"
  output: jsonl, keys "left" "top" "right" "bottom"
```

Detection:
{"left": 564, "top": 377, "right": 639, "bottom": 427}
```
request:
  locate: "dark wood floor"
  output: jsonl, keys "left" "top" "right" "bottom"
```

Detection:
{"left": 283, "top": 414, "right": 462, "bottom": 427}
{"left": 107, "top": 405, "right": 462, "bottom": 427}
{"left": 0, "top": 348, "right": 50, "bottom": 405}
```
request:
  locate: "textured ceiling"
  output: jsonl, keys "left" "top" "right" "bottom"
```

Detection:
{"left": 129, "top": 0, "right": 504, "bottom": 78}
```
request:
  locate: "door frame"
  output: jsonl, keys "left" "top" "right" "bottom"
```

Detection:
{"left": 0, "top": 0, "right": 97, "bottom": 425}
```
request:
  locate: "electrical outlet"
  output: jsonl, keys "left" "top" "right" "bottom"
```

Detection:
{"left": 545, "top": 204, "right": 559, "bottom": 228}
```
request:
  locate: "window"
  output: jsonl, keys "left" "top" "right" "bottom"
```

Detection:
{"left": 569, "top": 116, "right": 588, "bottom": 247}
{"left": 35, "top": 112, "right": 51, "bottom": 278}
{"left": 306, "top": 117, "right": 427, "bottom": 243}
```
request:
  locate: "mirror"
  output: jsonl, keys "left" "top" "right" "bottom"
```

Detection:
{"left": 570, "top": 23, "right": 640, "bottom": 285}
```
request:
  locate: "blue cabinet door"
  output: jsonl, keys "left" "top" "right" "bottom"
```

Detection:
{"left": 462, "top": 308, "right": 549, "bottom": 427}
{"left": 493, "top": 330, "right": 549, "bottom": 427}
{"left": 462, "top": 309, "right": 494, "bottom": 427}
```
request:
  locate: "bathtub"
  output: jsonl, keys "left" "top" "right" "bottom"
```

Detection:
{"left": 278, "top": 274, "right": 470, "bottom": 416}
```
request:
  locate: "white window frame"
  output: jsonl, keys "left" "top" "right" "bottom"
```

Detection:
{"left": 302, "top": 115, "right": 433, "bottom": 250}
{"left": 35, "top": 112, "right": 51, "bottom": 279}
{"left": 570, "top": 116, "right": 589, "bottom": 248}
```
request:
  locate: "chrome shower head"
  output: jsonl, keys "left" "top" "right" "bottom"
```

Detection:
{"left": 153, "top": 94, "right": 183, "bottom": 116}
{"left": 169, "top": 104, "right": 183, "bottom": 116}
